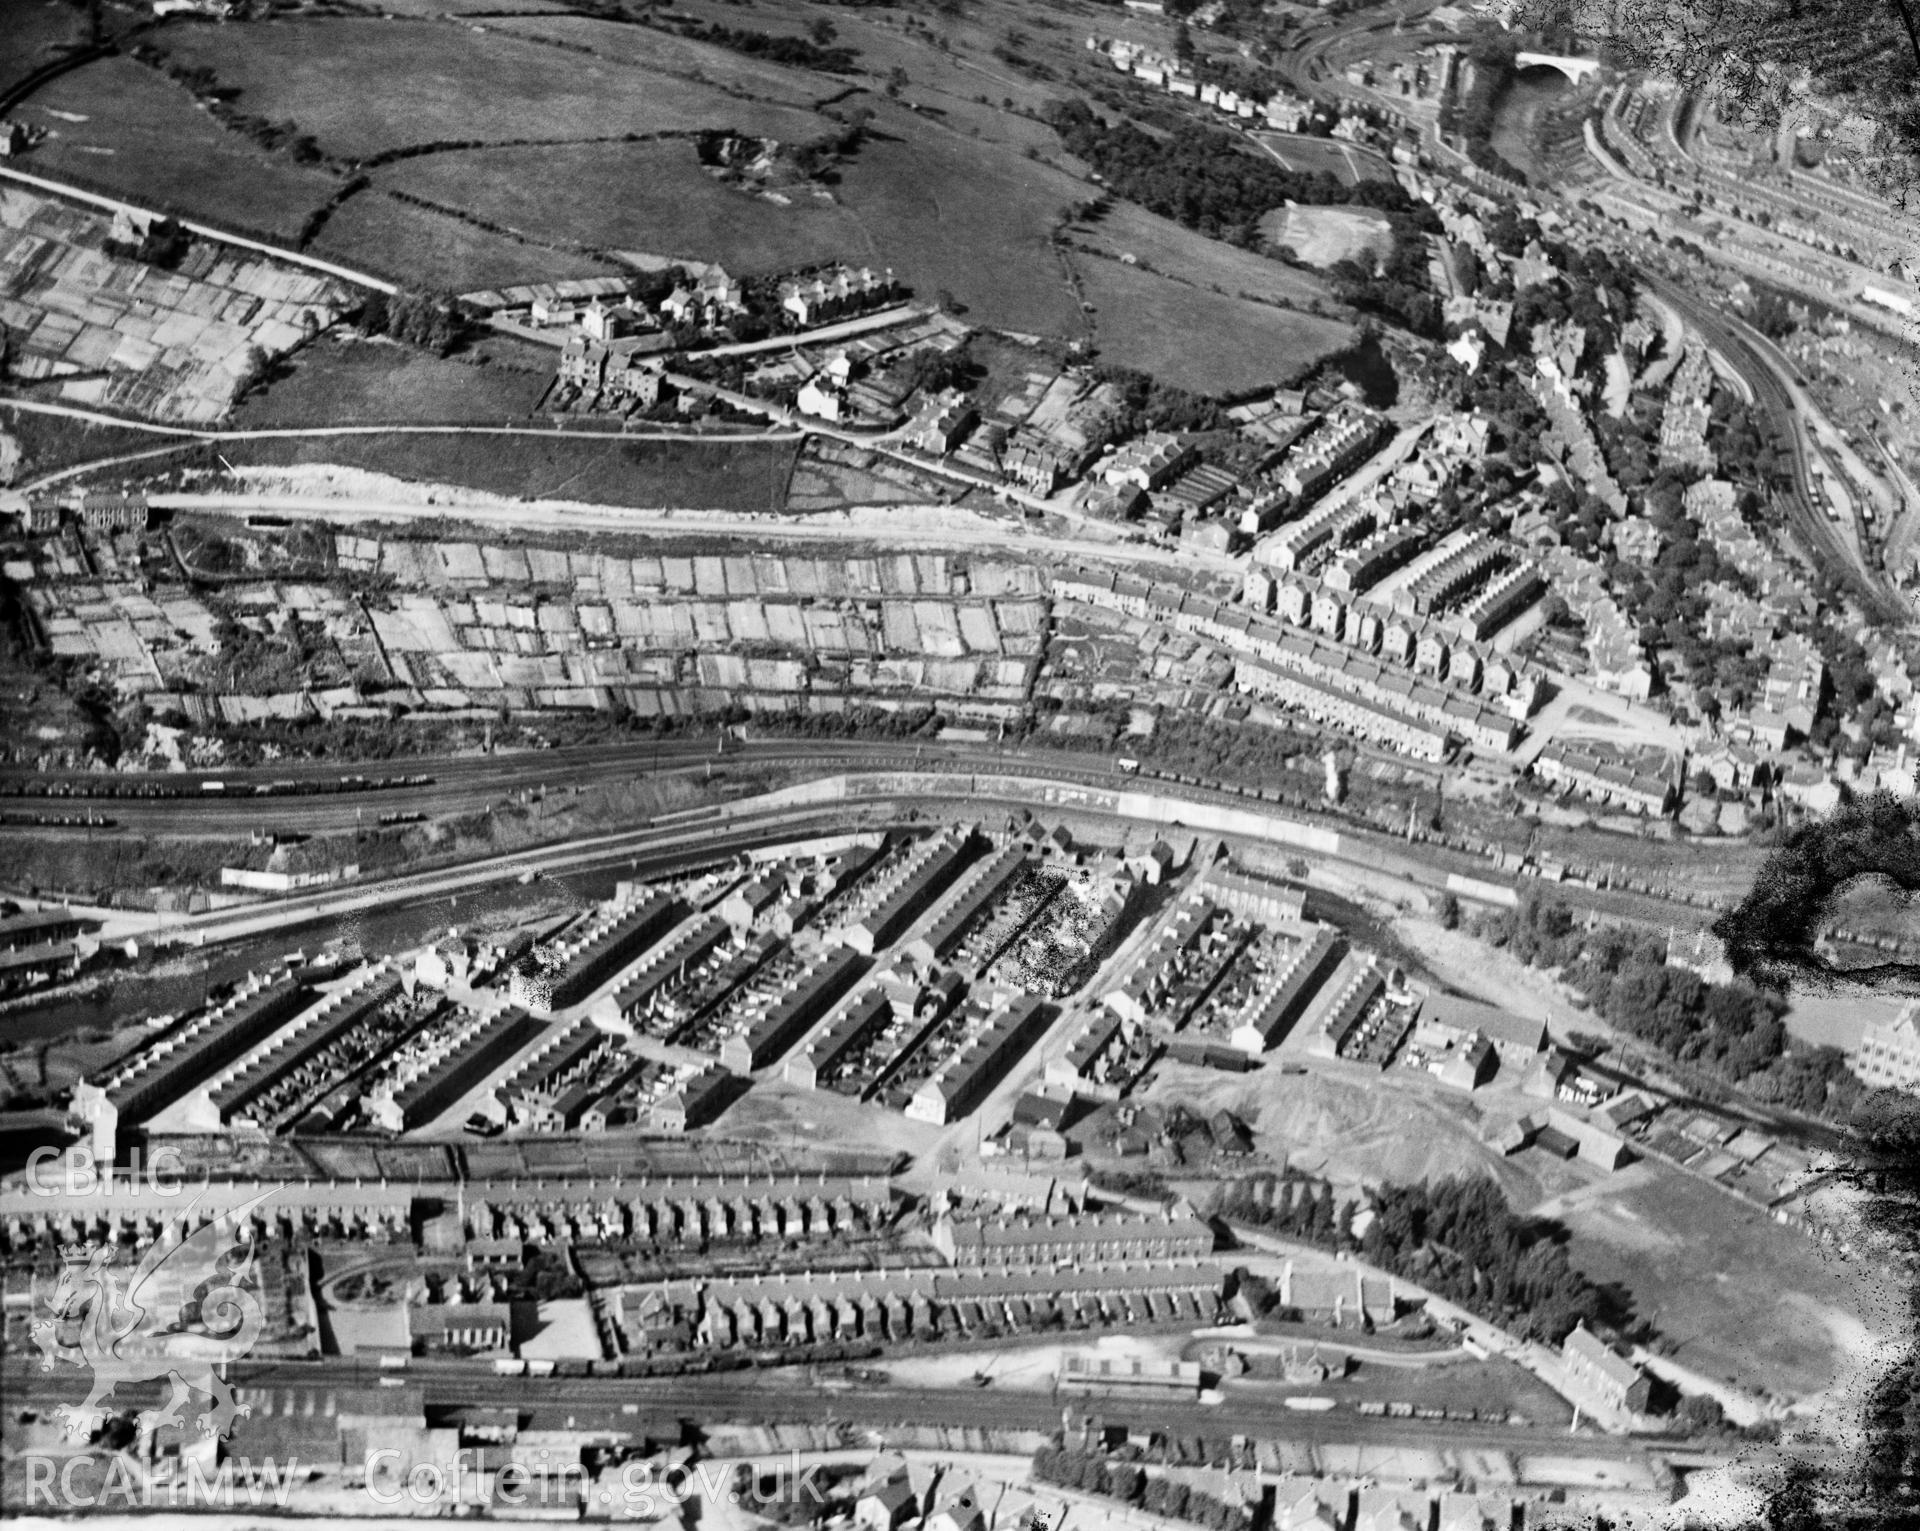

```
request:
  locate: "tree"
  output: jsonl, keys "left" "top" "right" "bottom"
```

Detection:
{"left": 1713, "top": 791, "right": 1920, "bottom": 991}
{"left": 1676, "top": 1392, "right": 1727, "bottom": 1434}
{"left": 1436, "top": 891, "right": 1462, "bottom": 930}
{"left": 235, "top": 344, "right": 273, "bottom": 399}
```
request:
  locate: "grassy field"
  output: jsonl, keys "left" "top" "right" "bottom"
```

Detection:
{"left": 662, "top": 0, "right": 1073, "bottom": 151}
{"left": 1249, "top": 130, "right": 1396, "bottom": 186}
{"left": 1, "top": 0, "right": 96, "bottom": 96}
{"left": 380, "top": 140, "right": 857, "bottom": 273}
{"left": 230, "top": 336, "right": 552, "bottom": 428}
{"left": 218, "top": 431, "right": 799, "bottom": 512}
{"left": 482, "top": 14, "right": 836, "bottom": 109}
{"left": 368, "top": 0, "right": 587, "bottom": 15}
{"left": 86, "top": 7, "right": 1095, "bottom": 332}
{"left": 1071, "top": 252, "right": 1353, "bottom": 395}
{"left": 154, "top": 17, "right": 830, "bottom": 161}
{"left": 1550, "top": 1165, "right": 1901, "bottom": 1399}
{"left": 21, "top": 57, "right": 340, "bottom": 241}
{"left": 378, "top": 102, "right": 1090, "bottom": 333}
{"left": 310, "top": 190, "right": 623, "bottom": 291}
{"left": 829, "top": 107, "right": 1089, "bottom": 335}
{"left": 0, "top": 404, "right": 184, "bottom": 484}
{"left": 1067, "top": 199, "right": 1339, "bottom": 310}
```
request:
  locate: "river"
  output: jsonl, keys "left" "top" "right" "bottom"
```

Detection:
{"left": 1487, "top": 67, "right": 1576, "bottom": 186}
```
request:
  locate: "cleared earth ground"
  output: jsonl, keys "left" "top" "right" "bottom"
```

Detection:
{"left": 216, "top": 432, "right": 799, "bottom": 513}
{"left": 1259, "top": 203, "right": 1396, "bottom": 268}
{"left": 1147, "top": 1061, "right": 1562, "bottom": 1205}
{"left": 1147, "top": 925, "right": 1893, "bottom": 1408}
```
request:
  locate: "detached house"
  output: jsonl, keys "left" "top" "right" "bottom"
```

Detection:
{"left": 798, "top": 375, "right": 847, "bottom": 423}
{"left": 1561, "top": 1321, "right": 1653, "bottom": 1412}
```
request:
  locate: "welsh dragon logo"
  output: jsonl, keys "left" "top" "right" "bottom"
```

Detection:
{"left": 30, "top": 1186, "right": 280, "bottom": 1441}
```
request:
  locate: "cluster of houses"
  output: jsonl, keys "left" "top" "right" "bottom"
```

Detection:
{"left": 1683, "top": 479, "right": 1811, "bottom": 636}
{"left": 1530, "top": 542, "right": 1653, "bottom": 702}
{"left": 1656, "top": 347, "right": 1717, "bottom": 474}
{"left": 1533, "top": 741, "right": 1679, "bottom": 816}
{"left": 1253, "top": 526, "right": 1548, "bottom": 693}
{"left": 617, "top": 1201, "right": 1224, "bottom": 1356}
{"left": 1087, "top": 36, "right": 1319, "bottom": 134}
{"left": 1342, "top": 43, "right": 1463, "bottom": 107}
{"left": 0, "top": 905, "right": 97, "bottom": 995}
{"left": 549, "top": 263, "right": 898, "bottom": 410}
{"left": 1057, "top": 567, "right": 1536, "bottom": 767}
{"left": 9, "top": 488, "right": 151, "bottom": 538}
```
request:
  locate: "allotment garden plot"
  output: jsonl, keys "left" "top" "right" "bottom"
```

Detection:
{"left": 0, "top": 186, "right": 351, "bottom": 423}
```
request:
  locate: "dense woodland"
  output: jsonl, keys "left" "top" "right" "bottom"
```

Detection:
{"left": 1217, "top": 1172, "right": 1608, "bottom": 1343}
{"left": 671, "top": 20, "right": 859, "bottom": 73}
{"left": 1090, "top": 365, "right": 1231, "bottom": 434}
{"left": 1483, "top": 890, "right": 1862, "bottom": 1116}
{"left": 1047, "top": 99, "right": 1426, "bottom": 247}
{"left": 351, "top": 290, "right": 473, "bottom": 356}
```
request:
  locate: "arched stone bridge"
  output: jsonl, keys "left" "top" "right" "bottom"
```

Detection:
{"left": 1513, "top": 51, "right": 1603, "bottom": 84}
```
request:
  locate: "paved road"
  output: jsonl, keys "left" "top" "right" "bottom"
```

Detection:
{"left": 0, "top": 163, "right": 394, "bottom": 294}
{"left": 486, "top": 303, "right": 925, "bottom": 358}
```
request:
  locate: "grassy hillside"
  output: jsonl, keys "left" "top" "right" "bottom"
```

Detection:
{"left": 23, "top": 57, "right": 341, "bottom": 241}
{"left": 1072, "top": 253, "right": 1353, "bottom": 396}
{"left": 12, "top": 0, "right": 1360, "bottom": 361}
{"left": 152, "top": 16, "right": 829, "bottom": 159}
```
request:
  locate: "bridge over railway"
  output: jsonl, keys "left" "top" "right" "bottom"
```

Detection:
{"left": 1513, "top": 51, "right": 1603, "bottom": 85}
